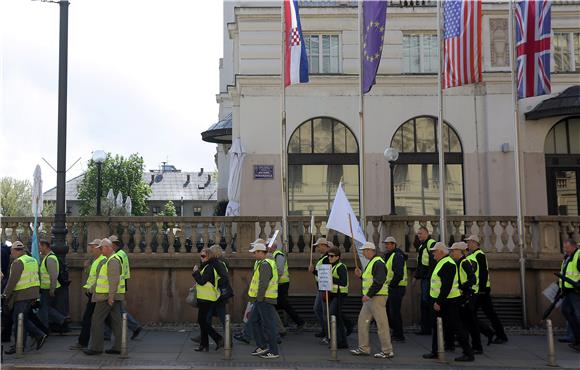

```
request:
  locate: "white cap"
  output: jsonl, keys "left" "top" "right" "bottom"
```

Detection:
{"left": 313, "top": 237, "right": 329, "bottom": 246}
{"left": 464, "top": 235, "right": 480, "bottom": 244}
{"left": 449, "top": 242, "right": 468, "bottom": 251}
{"left": 360, "top": 242, "right": 376, "bottom": 250}
{"left": 249, "top": 243, "right": 267, "bottom": 253}
{"left": 430, "top": 241, "right": 448, "bottom": 253}
{"left": 383, "top": 236, "right": 397, "bottom": 244}
{"left": 251, "top": 238, "right": 267, "bottom": 245}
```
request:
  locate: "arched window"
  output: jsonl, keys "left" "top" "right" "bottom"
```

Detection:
{"left": 545, "top": 117, "right": 580, "bottom": 215}
{"left": 390, "top": 116, "right": 464, "bottom": 215}
{"left": 288, "top": 117, "right": 359, "bottom": 216}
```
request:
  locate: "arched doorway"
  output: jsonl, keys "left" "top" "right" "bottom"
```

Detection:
{"left": 545, "top": 117, "right": 580, "bottom": 215}
{"left": 288, "top": 117, "right": 359, "bottom": 216}
{"left": 389, "top": 116, "right": 464, "bottom": 215}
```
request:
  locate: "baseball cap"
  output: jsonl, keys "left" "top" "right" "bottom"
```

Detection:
{"left": 88, "top": 239, "right": 101, "bottom": 246}
{"left": 109, "top": 235, "right": 121, "bottom": 244}
{"left": 360, "top": 242, "right": 376, "bottom": 250}
{"left": 464, "top": 235, "right": 480, "bottom": 244}
{"left": 430, "top": 241, "right": 448, "bottom": 253}
{"left": 449, "top": 242, "right": 468, "bottom": 251}
{"left": 99, "top": 238, "right": 112, "bottom": 248}
{"left": 11, "top": 241, "right": 25, "bottom": 250}
{"left": 383, "top": 236, "right": 397, "bottom": 244}
{"left": 313, "top": 237, "right": 329, "bottom": 246}
{"left": 251, "top": 238, "right": 267, "bottom": 246}
{"left": 249, "top": 242, "right": 267, "bottom": 253}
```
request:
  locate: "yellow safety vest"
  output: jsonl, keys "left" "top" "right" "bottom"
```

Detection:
{"left": 83, "top": 255, "right": 107, "bottom": 290}
{"left": 272, "top": 250, "right": 290, "bottom": 284}
{"left": 196, "top": 264, "right": 220, "bottom": 302}
{"left": 116, "top": 249, "right": 130, "bottom": 280}
{"left": 471, "top": 249, "right": 491, "bottom": 288}
{"left": 315, "top": 255, "right": 328, "bottom": 283}
{"left": 95, "top": 254, "right": 126, "bottom": 294}
{"left": 560, "top": 249, "right": 580, "bottom": 289}
{"left": 465, "top": 253, "right": 480, "bottom": 294}
{"left": 331, "top": 262, "right": 349, "bottom": 294}
{"left": 386, "top": 250, "right": 408, "bottom": 287}
{"left": 362, "top": 256, "right": 388, "bottom": 296}
{"left": 40, "top": 252, "right": 61, "bottom": 290}
{"left": 14, "top": 255, "right": 40, "bottom": 291}
{"left": 430, "top": 256, "right": 461, "bottom": 299}
{"left": 248, "top": 259, "right": 278, "bottom": 299}
{"left": 458, "top": 257, "right": 478, "bottom": 293}
{"left": 418, "top": 239, "right": 435, "bottom": 268}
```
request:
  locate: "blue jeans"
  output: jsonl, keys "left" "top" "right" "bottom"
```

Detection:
{"left": 314, "top": 292, "right": 326, "bottom": 335}
{"left": 561, "top": 291, "right": 580, "bottom": 344}
{"left": 12, "top": 300, "right": 44, "bottom": 348}
{"left": 38, "top": 289, "right": 65, "bottom": 329}
{"left": 249, "top": 301, "right": 279, "bottom": 355}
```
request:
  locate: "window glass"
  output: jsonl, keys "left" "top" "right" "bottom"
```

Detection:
{"left": 391, "top": 129, "right": 403, "bottom": 152}
{"left": 334, "top": 121, "right": 347, "bottom": 153}
{"left": 313, "top": 118, "right": 333, "bottom": 153}
{"left": 330, "top": 35, "right": 340, "bottom": 73}
{"left": 447, "top": 126, "right": 462, "bottom": 152}
{"left": 568, "top": 118, "right": 580, "bottom": 154}
{"left": 305, "top": 34, "right": 340, "bottom": 74}
{"left": 401, "top": 121, "right": 415, "bottom": 152}
{"left": 544, "top": 128, "right": 555, "bottom": 154}
{"left": 193, "top": 207, "right": 202, "bottom": 216}
{"left": 416, "top": 117, "right": 436, "bottom": 152}
{"left": 554, "top": 121, "right": 568, "bottom": 153}
{"left": 403, "top": 34, "right": 438, "bottom": 73}
{"left": 553, "top": 33, "right": 571, "bottom": 72}
{"left": 555, "top": 170, "right": 578, "bottom": 216}
{"left": 307, "top": 35, "right": 320, "bottom": 74}
{"left": 322, "top": 35, "right": 331, "bottom": 73}
{"left": 574, "top": 33, "right": 580, "bottom": 70}
{"left": 289, "top": 130, "right": 300, "bottom": 153}
{"left": 300, "top": 121, "right": 312, "bottom": 153}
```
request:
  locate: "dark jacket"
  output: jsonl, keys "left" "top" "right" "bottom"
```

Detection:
{"left": 214, "top": 257, "right": 233, "bottom": 300}
{"left": 192, "top": 260, "right": 217, "bottom": 286}
{"left": 385, "top": 248, "right": 407, "bottom": 290}
{"left": 366, "top": 256, "right": 387, "bottom": 298}
{"left": 473, "top": 249, "right": 490, "bottom": 293}
{"left": 457, "top": 256, "right": 476, "bottom": 296}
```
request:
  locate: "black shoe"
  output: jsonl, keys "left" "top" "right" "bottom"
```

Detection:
{"left": 194, "top": 345, "right": 209, "bottom": 352}
{"left": 473, "top": 348, "right": 483, "bottom": 355}
{"left": 215, "top": 337, "right": 224, "bottom": 351}
{"left": 105, "top": 349, "right": 121, "bottom": 355}
{"left": 492, "top": 337, "right": 507, "bottom": 344}
{"left": 486, "top": 333, "right": 495, "bottom": 346}
{"left": 233, "top": 333, "right": 250, "bottom": 344}
{"left": 392, "top": 336, "right": 406, "bottom": 342}
{"left": 190, "top": 335, "right": 201, "bottom": 343}
{"left": 455, "top": 355, "right": 475, "bottom": 362}
{"left": 314, "top": 332, "right": 325, "bottom": 338}
{"left": 422, "top": 352, "right": 437, "bottom": 359}
{"left": 83, "top": 349, "right": 103, "bottom": 355}
{"left": 131, "top": 326, "right": 142, "bottom": 340}
{"left": 558, "top": 337, "right": 572, "bottom": 343}
{"left": 59, "top": 322, "right": 70, "bottom": 335}
{"left": 416, "top": 331, "right": 431, "bottom": 336}
{"left": 4, "top": 346, "right": 16, "bottom": 355}
{"left": 36, "top": 334, "right": 48, "bottom": 350}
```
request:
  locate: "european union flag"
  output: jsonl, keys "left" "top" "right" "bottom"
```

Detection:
{"left": 362, "top": 0, "right": 388, "bottom": 94}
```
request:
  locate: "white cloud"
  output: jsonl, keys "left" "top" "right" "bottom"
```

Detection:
{"left": 1, "top": 0, "right": 222, "bottom": 190}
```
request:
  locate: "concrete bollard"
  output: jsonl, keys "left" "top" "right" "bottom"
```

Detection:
{"left": 436, "top": 317, "right": 445, "bottom": 363}
{"left": 224, "top": 314, "right": 232, "bottom": 360}
{"left": 329, "top": 315, "right": 338, "bottom": 361}
{"left": 546, "top": 319, "right": 557, "bottom": 367}
{"left": 15, "top": 313, "right": 24, "bottom": 358}
{"left": 120, "top": 313, "right": 128, "bottom": 359}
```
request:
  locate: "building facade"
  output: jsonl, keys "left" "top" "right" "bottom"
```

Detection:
{"left": 204, "top": 0, "right": 580, "bottom": 218}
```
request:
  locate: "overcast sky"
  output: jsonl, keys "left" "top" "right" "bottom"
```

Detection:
{"left": 1, "top": 0, "right": 222, "bottom": 191}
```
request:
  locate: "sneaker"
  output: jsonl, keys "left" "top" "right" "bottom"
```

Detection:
{"left": 319, "top": 337, "right": 329, "bottom": 345}
{"left": 251, "top": 347, "right": 269, "bottom": 356}
{"left": 422, "top": 352, "right": 437, "bottom": 359}
{"left": 234, "top": 333, "right": 250, "bottom": 344}
{"left": 374, "top": 351, "right": 394, "bottom": 359}
{"left": 259, "top": 352, "right": 279, "bottom": 359}
{"left": 350, "top": 347, "right": 370, "bottom": 356}
{"left": 4, "top": 346, "right": 16, "bottom": 355}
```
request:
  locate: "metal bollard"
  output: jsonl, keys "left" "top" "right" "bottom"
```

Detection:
{"left": 119, "top": 313, "right": 128, "bottom": 359}
{"left": 223, "top": 314, "right": 232, "bottom": 360}
{"left": 436, "top": 317, "right": 445, "bottom": 363}
{"left": 15, "top": 313, "right": 24, "bottom": 358}
{"left": 546, "top": 319, "right": 557, "bottom": 367}
{"left": 329, "top": 315, "right": 338, "bottom": 361}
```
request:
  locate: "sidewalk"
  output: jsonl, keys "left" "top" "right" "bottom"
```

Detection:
{"left": 2, "top": 327, "right": 579, "bottom": 370}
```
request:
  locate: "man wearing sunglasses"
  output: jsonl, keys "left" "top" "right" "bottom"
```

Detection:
{"left": 308, "top": 237, "right": 331, "bottom": 339}
{"left": 327, "top": 247, "right": 349, "bottom": 349}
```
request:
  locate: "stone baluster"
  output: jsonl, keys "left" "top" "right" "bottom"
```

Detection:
{"left": 572, "top": 221, "right": 580, "bottom": 243}
{"left": 430, "top": 220, "right": 440, "bottom": 243}
{"left": 144, "top": 223, "right": 153, "bottom": 254}
{"left": 215, "top": 221, "right": 223, "bottom": 247}
{"left": 404, "top": 221, "right": 415, "bottom": 253}
{"left": 225, "top": 221, "right": 233, "bottom": 253}
{"left": 499, "top": 221, "right": 509, "bottom": 252}
{"left": 371, "top": 220, "right": 380, "bottom": 245}
{"left": 258, "top": 221, "right": 266, "bottom": 240}
{"left": 121, "top": 222, "right": 130, "bottom": 250}
{"left": 486, "top": 221, "right": 495, "bottom": 251}
{"left": 133, "top": 223, "right": 143, "bottom": 253}
{"left": 559, "top": 221, "right": 570, "bottom": 248}
{"left": 167, "top": 225, "right": 176, "bottom": 254}
{"left": 202, "top": 222, "right": 210, "bottom": 250}
{"left": 66, "top": 223, "right": 75, "bottom": 254}
{"left": 464, "top": 220, "right": 474, "bottom": 239}
{"left": 268, "top": 221, "right": 276, "bottom": 239}
{"left": 452, "top": 220, "right": 462, "bottom": 244}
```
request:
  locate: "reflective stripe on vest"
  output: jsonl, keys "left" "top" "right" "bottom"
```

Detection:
{"left": 386, "top": 250, "right": 408, "bottom": 287}
{"left": 466, "top": 253, "right": 480, "bottom": 294}
{"left": 116, "top": 249, "right": 130, "bottom": 280}
{"left": 95, "top": 254, "right": 126, "bottom": 294}
{"left": 430, "top": 256, "right": 461, "bottom": 299}
{"left": 331, "top": 262, "right": 349, "bottom": 294}
{"left": 315, "top": 255, "right": 327, "bottom": 283}
{"left": 40, "top": 252, "right": 61, "bottom": 289}
{"left": 272, "top": 250, "right": 290, "bottom": 284}
{"left": 14, "top": 255, "right": 40, "bottom": 291}
{"left": 83, "top": 255, "right": 107, "bottom": 290}
{"left": 248, "top": 258, "right": 278, "bottom": 299}
{"left": 196, "top": 265, "right": 220, "bottom": 302}
{"left": 362, "top": 256, "right": 388, "bottom": 296}
{"left": 472, "top": 249, "right": 491, "bottom": 288}
{"left": 418, "top": 239, "right": 435, "bottom": 268}
{"left": 561, "top": 249, "right": 580, "bottom": 289}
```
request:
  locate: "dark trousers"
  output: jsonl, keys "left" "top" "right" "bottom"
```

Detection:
{"left": 38, "top": 289, "right": 65, "bottom": 329}
{"left": 475, "top": 292, "right": 507, "bottom": 340}
{"left": 12, "top": 300, "right": 44, "bottom": 348}
{"left": 78, "top": 294, "right": 95, "bottom": 346}
{"left": 276, "top": 283, "right": 304, "bottom": 326}
{"left": 420, "top": 279, "right": 432, "bottom": 334}
{"left": 208, "top": 299, "right": 227, "bottom": 327}
{"left": 314, "top": 292, "right": 326, "bottom": 335}
{"left": 329, "top": 294, "right": 348, "bottom": 347}
{"left": 197, "top": 299, "right": 222, "bottom": 347}
{"left": 431, "top": 300, "right": 473, "bottom": 357}
{"left": 460, "top": 297, "right": 482, "bottom": 350}
{"left": 561, "top": 291, "right": 580, "bottom": 345}
{"left": 387, "top": 286, "right": 406, "bottom": 339}
{"left": 249, "top": 301, "right": 279, "bottom": 355}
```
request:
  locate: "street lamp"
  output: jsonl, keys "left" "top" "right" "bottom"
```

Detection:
{"left": 384, "top": 147, "right": 399, "bottom": 216}
{"left": 92, "top": 150, "right": 107, "bottom": 216}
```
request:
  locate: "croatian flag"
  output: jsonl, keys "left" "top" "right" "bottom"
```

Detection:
{"left": 284, "top": 0, "right": 309, "bottom": 86}
{"left": 515, "top": 0, "right": 551, "bottom": 99}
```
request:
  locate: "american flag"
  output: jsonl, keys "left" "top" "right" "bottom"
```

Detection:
{"left": 515, "top": 0, "right": 551, "bottom": 99}
{"left": 443, "top": 0, "right": 482, "bottom": 89}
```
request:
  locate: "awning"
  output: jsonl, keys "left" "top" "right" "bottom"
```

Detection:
{"left": 201, "top": 113, "right": 232, "bottom": 144}
{"left": 525, "top": 85, "right": 580, "bottom": 120}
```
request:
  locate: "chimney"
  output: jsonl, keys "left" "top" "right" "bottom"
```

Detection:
{"left": 183, "top": 174, "right": 190, "bottom": 188}
{"left": 198, "top": 168, "right": 204, "bottom": 176}
{"left": 149, "top": 175, "right": 154, "bottom": 185}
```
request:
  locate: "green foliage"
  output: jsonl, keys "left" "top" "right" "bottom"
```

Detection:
{"left": 77, "top": 153, "right": 151, "bottom": 216}
{"left": 214, "top": 200, "right": 228, "bottom": 216}
{"left": 42, "top": 201, "right": 56, "bottom": 217}
{"left": 0, "top": 177, "right": 32, "bottom": 216}
{"left": 159, "top": 200, "right": 177, "bottom": 216}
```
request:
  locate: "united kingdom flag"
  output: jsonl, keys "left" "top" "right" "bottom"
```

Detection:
{"left": 515, "top": 0, "right": 551, "bottom": 99}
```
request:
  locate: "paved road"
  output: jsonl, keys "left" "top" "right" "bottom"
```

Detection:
{"left": 2, "top": 327, "right": 579, "bottom": 370}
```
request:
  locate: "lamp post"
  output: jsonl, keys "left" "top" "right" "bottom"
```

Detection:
{"left": 384, "top": 147, "right": 399, "bottom": 216}
{"left": 92, "top": 150, "right": 107, "bottom": 216}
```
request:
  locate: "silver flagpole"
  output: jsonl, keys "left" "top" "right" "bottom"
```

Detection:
{"left": 280, "top": 2, "right": 289, "bottom": 252}
{"left": 508, "top": 0, "right": 528, "bottom": 327}
{"left": 358, "top": 0, "right": 367, "bottom": 237}
{"left": 437, "top": 0, "right": 446, "bottom": 243}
